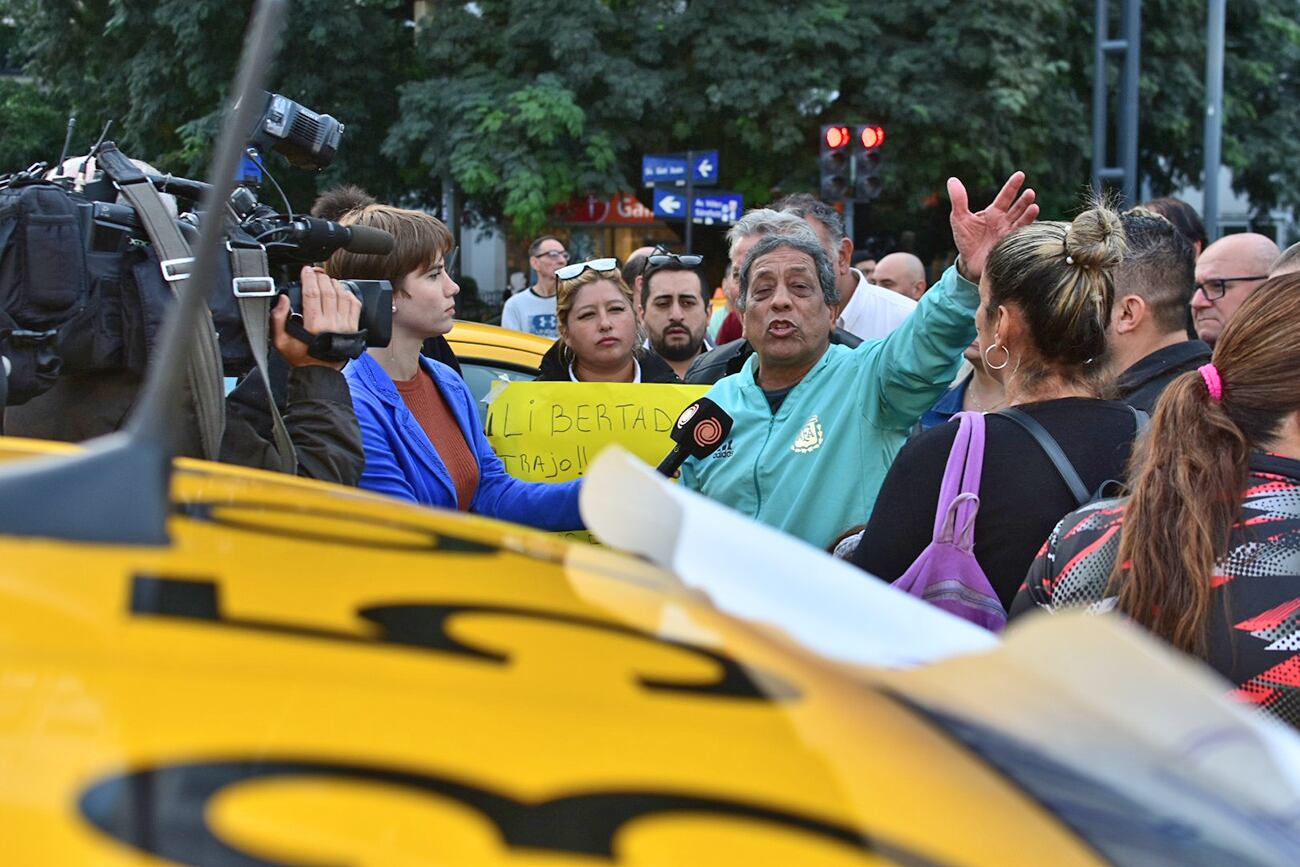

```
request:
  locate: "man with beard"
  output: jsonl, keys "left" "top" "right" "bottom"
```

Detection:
{"left": 640, "top": 253, "right": 713, "bottom": 380}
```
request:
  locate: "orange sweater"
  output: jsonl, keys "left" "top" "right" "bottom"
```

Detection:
{"left": 394, "top": 369, "right": 480, "bottom": 511}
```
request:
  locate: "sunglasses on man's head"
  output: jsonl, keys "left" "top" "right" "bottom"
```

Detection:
{"left": 556, "top": 257, "right": 620, "bottom": 281}
{"left": 642, "top": 252, "right": 704, "bottom": 276}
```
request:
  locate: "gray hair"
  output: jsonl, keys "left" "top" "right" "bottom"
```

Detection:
{"left": 772, "top": 192, "right": 847, "bottom": 244}
{"left": 726, "top": 208, "right": 807, "bottom": 260}
{"left": 737, "top": 225, "right": 839, "bottom": 311}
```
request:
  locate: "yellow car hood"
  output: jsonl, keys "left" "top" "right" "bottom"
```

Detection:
{"left": 0, "top": 437, "right": 1097, "bottom": 866}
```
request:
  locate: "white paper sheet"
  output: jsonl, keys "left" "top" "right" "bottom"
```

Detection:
{"left": 580, "top": 446, "right": 999, "bottom": 669}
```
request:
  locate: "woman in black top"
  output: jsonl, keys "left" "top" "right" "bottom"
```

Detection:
{"left": 851, "top": 204, "right": 1141, "bottom": 609}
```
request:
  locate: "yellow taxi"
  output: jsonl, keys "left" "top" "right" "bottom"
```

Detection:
{"left": 446, "top": 320, "right": 552, "bottom": 420}
{"left": 2, "top": 431, "right": 1283, "bottom": 865}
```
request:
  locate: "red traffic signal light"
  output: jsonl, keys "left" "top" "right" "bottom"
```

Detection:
{"left": 859, "top": 125, "right": 885, "bottom": 149}
{"left": 824, "top": 125, "right": 850, "bottom": 150}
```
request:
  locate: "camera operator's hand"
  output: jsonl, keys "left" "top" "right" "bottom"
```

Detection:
{"left": 272, "top": 266, "right": 363, "bottom": 370}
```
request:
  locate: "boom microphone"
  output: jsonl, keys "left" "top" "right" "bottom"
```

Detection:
{"left": 656, "top": 397, "right": 734, "bottom": 477}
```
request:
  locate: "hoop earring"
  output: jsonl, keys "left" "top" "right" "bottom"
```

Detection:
{"left": 983, "top": 343, "right": 1011, "bottom": 371}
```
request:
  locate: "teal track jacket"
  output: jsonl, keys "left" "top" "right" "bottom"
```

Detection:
{"left": 680, "top": 265, "right": 978, "bottom": 550}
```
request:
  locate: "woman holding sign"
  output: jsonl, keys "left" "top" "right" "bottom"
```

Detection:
{"left": 535, "top": 259, "right": 680, "bottom": 384}
{"left": 328, "top": 196, "right": 583, "bottom": 529}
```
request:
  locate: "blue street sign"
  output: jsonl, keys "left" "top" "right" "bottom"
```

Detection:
{"left": 690, "top": 191, "right": 743, "bottom": 225}
{"left": 652, "top": 188, "right": 687, "bottom": 220}
{"left": 642, "top": 150, "right": 719, "bottom": 187}
{"left": 691, "top": 151, "right": 719, "bottom": 184}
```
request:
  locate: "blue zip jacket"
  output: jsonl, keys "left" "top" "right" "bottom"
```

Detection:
{"left": 680, "top": 265, "right": 977, "bottom": 549}
{"left": 345, "top": 353, "right": 583, "bottom": 530}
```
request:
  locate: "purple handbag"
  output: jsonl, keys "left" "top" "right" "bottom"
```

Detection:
{"left": 890, "top": 411, "right": 1007, "bottom": 633}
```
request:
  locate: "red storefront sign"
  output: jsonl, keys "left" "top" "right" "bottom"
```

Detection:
{"left": 554, "top": 193, "right": 656, "bottom": 225}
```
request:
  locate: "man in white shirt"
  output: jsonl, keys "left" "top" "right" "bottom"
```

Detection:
{"left": 501, "top": 235, "right": 568, "bottom": 337}
{"left": 773, "top": 194, "right": 915, "bottom": 340}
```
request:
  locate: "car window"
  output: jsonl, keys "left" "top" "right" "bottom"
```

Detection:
{"left": 907, "top": 700, "right": 1294, "bottom": 866}
{"left": 459, "top": 359, "right": 538, "bottom": 427}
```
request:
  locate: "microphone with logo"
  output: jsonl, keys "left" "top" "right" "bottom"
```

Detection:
{"left": 656, "top": 397, "right": 734, "bottom": 477}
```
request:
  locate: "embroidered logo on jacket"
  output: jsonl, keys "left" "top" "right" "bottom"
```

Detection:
{"left": 712, "top": 441, "right": 734, "bottom": 460}
{"left": 792, "top": 416, "right": 824, "bottom": 453}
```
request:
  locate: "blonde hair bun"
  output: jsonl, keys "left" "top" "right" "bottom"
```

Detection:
{"left": 1064, "top": 205, "right": 1127, "bottom": 272}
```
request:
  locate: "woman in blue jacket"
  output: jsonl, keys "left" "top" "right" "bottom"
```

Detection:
{"left": 326, "top": 196, "right": 583, "bottom": 530}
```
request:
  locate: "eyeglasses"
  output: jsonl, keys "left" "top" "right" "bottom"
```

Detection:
{"left": 1194, "top": 275, "right": 1268, "bottom": 301}
{"left": 642, "top": 252, "right": 704, "bottom": 277}
{"left": 534, "top": 249, "right": 570, "bottom": 262}
{"left": 556, "top": 257, "right": 619, "bottom": 281}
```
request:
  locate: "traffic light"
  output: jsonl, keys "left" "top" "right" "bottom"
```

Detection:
{"left": 819, "top": 124, "right": 851, "bottom": 199}
{"left": 853, "top": 124, "right": 885, "bottom": 201}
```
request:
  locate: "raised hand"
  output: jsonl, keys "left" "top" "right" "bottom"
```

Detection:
{"left": 948, "top": 171, "right": 1039, "bottom": 282}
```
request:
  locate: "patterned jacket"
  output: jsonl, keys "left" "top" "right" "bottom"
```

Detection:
{"left": 1016, "top": 453, "right": 1300, "bottom": 730}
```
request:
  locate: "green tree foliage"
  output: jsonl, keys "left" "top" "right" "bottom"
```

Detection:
{"left": 5, "top": 0, "right": 415, "bottom": 204}
{"left": 0, "top": 78, "right": 70, "bottom": 170}
{"left": 3, "top": 0, "right": 1297, "bottom": 235}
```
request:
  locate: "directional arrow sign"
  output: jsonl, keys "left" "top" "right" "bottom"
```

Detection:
{"left": 653, "top": 189, "right": 685, "bottom": 220}
{"left": 643, "top": 151, "right": 720, "bottom": 187}
{"left": 691, "top": 191, "right": 744, "bottom": 225}
{"left": 692, "top": 151, "right": 719, "bottom": 184}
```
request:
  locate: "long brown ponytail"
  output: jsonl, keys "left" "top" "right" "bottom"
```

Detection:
{"left": 1109, "top": 273, "right": 1300, "bottom": 655}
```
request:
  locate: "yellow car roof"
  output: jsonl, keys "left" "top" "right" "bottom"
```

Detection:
{"left": 0, "top": 436, "right": 1101, "bottom": 865}
{"left": 447, "top": 320, "right": 552, "bottom": 370}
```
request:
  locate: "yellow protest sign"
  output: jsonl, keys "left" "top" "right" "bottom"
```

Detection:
{"left": 485, "top": 382, "right": 709, "bottom": 482}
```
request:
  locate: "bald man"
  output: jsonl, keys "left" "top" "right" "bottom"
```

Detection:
{"left": 872, "top": 252, "right": 928, "bottom": 301}
{"left": 1191, "top": 233, "right": 1281, "bottom": 346}
{"left": 1270, "top": 241, "right": 1300, "bottom": 278}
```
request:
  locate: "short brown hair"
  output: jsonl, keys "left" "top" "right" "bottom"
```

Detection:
{"left": 325, "top": 205, "right": 453, "bottom": 297}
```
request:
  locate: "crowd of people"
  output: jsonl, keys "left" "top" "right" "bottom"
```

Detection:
{"left": 6, "top": 163, "right": 1299, "bottom": 732}
{"left": 443, "top": 176, "right": 1300, "bottom": 731}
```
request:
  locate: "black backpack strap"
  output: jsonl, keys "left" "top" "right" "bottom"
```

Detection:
{"left": 226, "top": 238, "right": 296, "bottom": 474}
{"left": 997, "top": 407, "right": 1090, "bottom": 508}
{"left": 97, "top": 142, "right": 226, "bottom": 461}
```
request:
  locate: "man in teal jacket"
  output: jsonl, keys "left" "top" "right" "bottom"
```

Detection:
{"left": 680, "top": 173, "right": 1038, "bottom": 549}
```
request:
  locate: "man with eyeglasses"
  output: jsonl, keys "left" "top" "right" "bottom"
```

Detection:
{"left": 638, "top": 252, "right": 714, "bottom": 380}
{"left": 1191, "top": 232, "right": 1280, "bottom": 347}
{"left": 501, "top": 235, "right": 569, "bottom": 338}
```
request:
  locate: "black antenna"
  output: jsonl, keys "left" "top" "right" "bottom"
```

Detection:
{"left": 0, "top": 0, "right": 288, "bottom": 545}
{"left": 78, "top": 119, "right": 114, "bottom": 177}
{"left": 57, "top": 115, "right": 77, "bottom": 168}
{"left": 89, "top": 119, "right": 113, "bottom": 155}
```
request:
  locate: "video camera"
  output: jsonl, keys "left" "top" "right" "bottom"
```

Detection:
{"left": 0, "top": 92, "right": 394, "bottom": 406}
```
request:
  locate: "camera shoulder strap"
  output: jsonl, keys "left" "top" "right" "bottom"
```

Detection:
{"left": 226, "top": 239, "right": 296, "bottom": 474}
{"left": 96, "top": 143, "right": 225, "bottom": 462}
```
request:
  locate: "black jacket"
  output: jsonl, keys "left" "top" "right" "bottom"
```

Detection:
{"left": 4, "top": 357, "right": 364, "bottom": 487}
{"left": 535, "top": 340, "right": 681, "bottom": 383}
{"left": 1115, "top": 340, "right": 1212, "bottom": 414}
{"left": 684, "top": 328, "right": 864, "bottom": 385}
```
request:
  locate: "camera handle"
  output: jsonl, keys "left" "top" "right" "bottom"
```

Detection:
{"left": 282, "top": 316, "right": 368, "bottom": 363}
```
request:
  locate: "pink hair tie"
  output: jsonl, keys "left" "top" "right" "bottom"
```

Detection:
{"left": 1198, "top": 363, "right": 1224, "bottom": 402}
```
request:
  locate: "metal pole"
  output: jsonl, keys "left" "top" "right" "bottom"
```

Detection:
{"left": 684, "top": 149, "right": 694, "bottom": 254}
{"left": 1203, "top": 0, "right": 1226, "bottom": 241}
{"left": 844, "top": 200, "right": 855, "bottom": 248}
{"left": 441, "top": 172, "right": 459, "bottom": 256}
{"left": 1119, "top": 0, "right": 1141, "bottom": 207}
{"left": 1090, "top": 0, "right": 1108, "bottom": 194}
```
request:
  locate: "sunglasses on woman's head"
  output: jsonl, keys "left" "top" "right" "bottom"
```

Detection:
{"left": 556, "top": 257, "right": 620, "bottom": 281}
